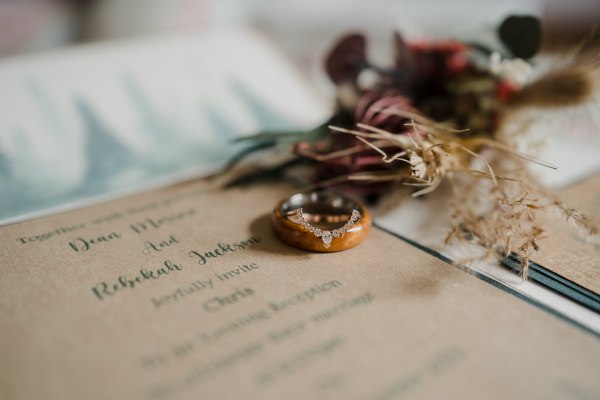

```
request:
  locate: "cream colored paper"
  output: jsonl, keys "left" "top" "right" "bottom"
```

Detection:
{"left": 1, "top": 179, "right": 599, "bottom": 400}
{"left": 535, "top": 174, "right": 600, "bottom": 294}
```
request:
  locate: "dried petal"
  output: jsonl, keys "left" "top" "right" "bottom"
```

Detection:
{"left": 354, "top": 89, "right": 414, "bottom": 133}
{"left": 325, "top": 33, "right": 367, "bottom": 85}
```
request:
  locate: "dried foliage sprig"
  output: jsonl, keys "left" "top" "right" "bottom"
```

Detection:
{"left": 224, "top": 15, "right": 600, "bottom": 280}
{"left": 317, "top": 109, "right": 553, "bottom": 195}
{"left": 320, "top": 115, "right": 597, "bottom": 278}
{"left": 445, "top": 166, "right": 599, "bottom": 278}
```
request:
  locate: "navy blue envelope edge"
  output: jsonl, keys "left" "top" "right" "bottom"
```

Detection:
{"left": 373, "top": 222, "right": 600, "bottom": 338}
{"left": 502, "top": 254, "right": 600, "bottom": 314}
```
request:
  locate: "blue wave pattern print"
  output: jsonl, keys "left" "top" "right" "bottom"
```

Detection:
{"left": 0, "top": 76, "right": 293, "bottom": 220}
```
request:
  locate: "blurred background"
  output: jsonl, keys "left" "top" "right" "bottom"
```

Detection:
{"left": 0, "top": 0, "right": 599, "bottom": 223}
{"left": 1, "top": 0, "right": 598, "bottom": 87}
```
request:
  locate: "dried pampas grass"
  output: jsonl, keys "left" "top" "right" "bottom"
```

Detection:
{"left": 318, "top": 112, "right": 598, "bottom": 278}
{"left": 506, "top": 40, "right": 600, "bottom": 139}
{"left": 509, "top": 65, "right": 597, "bottom": 108}
{"left": 445, "top": 163, "right": 598, "bottom": 278}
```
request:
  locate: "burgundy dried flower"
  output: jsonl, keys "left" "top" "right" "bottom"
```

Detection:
{"left": 324, "top": 33, "right": 367, "bottom": 85}
{"left": 496, "top": 80, "right": 518, "bottom": 103}
{"left": 292, "top": 90, "right": 415, "bottom": 195}
{"left": 394, "top": 32, "right": 411, "bottom": 70}
{"left": 406, "top": 40, "right": 470, "bottom": 97}
{"left": 354, "top": 89, "right": 414, "bottom": 133}
{"left": 408, "top": 40, "right": 470, "bottom": 78}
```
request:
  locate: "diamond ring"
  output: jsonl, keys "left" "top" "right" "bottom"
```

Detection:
{"left": 272, "top": 191, "right": 371, "bottom": 252}
{"left": 294, "top": 208, "right": 360, "bottom": 249}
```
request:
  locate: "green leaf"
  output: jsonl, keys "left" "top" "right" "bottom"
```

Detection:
{"left": 223, "top": 158, "right": 310, "bottom": 188}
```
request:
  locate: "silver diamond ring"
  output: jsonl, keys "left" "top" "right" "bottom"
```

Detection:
{"left": 294, "top": 208, "right": 360, "bottom": 249}
{"left": 273, "top": 191, "right": 371, "bottom": 252}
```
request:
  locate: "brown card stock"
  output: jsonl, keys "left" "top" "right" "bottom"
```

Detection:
{"left": 535, "top": 174, "right": 600, "bottom": 295}
{"left": 1, "top": 179, "right": 599, "bottom": 400}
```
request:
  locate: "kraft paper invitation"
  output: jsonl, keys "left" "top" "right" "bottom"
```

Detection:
{"left": 1, "top": 179, "right": 599, "bottom": 400}
{"left": 534, "top": 174, "right": 600, "bottom": 295}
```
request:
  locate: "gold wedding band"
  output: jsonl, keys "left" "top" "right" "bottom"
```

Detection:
{"left": 272, "top": 191, "right": 371, "bottom": 252}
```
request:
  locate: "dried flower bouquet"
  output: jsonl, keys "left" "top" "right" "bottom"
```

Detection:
{"left": 227, "top": 15, "right": 599, "bottom": 278}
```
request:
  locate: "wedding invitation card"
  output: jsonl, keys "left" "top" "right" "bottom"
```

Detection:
{"left": 1, "top": 178, "right": 599, "bottom": 399}
{"left": 534, "top": 174, "right": 600, "bottom": 295}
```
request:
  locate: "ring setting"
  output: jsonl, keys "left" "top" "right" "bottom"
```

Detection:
{"left": 295, "top": 208, "right": 360, "bottom": 249}
{"left": 272, "top": 191, "right": 370, "bottom": 252}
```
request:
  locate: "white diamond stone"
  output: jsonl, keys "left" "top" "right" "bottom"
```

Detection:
{"left": 321, "top": 230, "right": 332, "bottom": 248}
